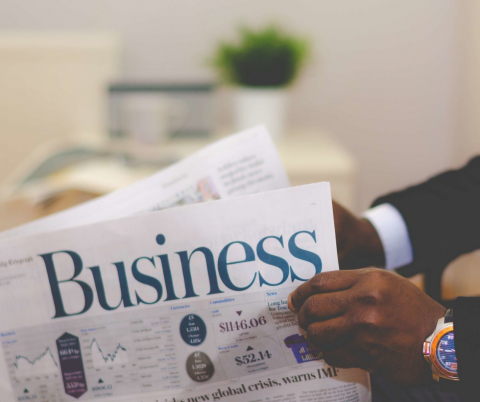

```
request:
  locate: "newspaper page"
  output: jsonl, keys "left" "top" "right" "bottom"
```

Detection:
{"left": 0, "top": 126, "right": 289, "bottom": 240}
{"left": 0, "top": 183, "right": 371, "bottom": 402}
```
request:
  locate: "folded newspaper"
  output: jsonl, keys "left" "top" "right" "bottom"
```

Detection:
{"left": 0, "top": 127, "right": 371, "bottom": 402}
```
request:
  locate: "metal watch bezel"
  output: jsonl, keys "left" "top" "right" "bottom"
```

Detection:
{"left": 424, "top": 321, "right": 458, "bottom": 381}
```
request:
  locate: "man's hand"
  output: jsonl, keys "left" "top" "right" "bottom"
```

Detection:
{"left": 288, "top": 268, "right": 446, "bottom": 385}
{"left": 333, "top": 201, "right": 385, "bottom": 269}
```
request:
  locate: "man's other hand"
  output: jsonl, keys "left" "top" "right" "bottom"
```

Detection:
{"left": 288, "top": 268, "right": 446, "bottom": 386}
{"left": 333, "top": 201, "right": 385, "bottom": 269}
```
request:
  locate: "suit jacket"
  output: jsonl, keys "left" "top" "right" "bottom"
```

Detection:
{"left": 373, "top": 155, "right": 480, "bottom": 278}
{"left": 372, "top": 156, "right": 480, "bottom": 397}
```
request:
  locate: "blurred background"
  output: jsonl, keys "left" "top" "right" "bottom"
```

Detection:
{"left": 0, "top": 0, "right": 479, "bottom": 300}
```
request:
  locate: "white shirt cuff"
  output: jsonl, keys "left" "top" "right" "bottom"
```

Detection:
{"left": 363, "top": 203, "right": 413, "bottom": 270}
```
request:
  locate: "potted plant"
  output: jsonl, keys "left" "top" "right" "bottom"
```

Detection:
{"left": 212, "top": 25, "right": 310, "bottom": 140}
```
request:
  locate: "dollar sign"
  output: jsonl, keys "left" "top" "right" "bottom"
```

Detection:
{"left": 235, "top": 357, "right": 242, "bottom": 366}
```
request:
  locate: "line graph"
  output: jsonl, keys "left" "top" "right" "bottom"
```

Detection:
{"left": 90, "top": 338, "right": 129, "bottom": 367}
{"left": 2, "top": 308, "right": 180, "bottom": 400}
{"left": 13, "top": 347, "right": 59, "bottom": 377}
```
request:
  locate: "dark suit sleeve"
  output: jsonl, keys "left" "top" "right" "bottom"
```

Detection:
{"left": 371, "top": 156, "right": 480, "bottom": 277}
{"left": 454, "top": 297, "right": 480, "bottom": 398}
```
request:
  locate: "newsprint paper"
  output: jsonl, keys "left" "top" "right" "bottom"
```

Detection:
{"left": 0, "top": 126, "right": 290, "bottom": 240}
{"left": 0, "top": 130, "right": 371, "bottom": 402}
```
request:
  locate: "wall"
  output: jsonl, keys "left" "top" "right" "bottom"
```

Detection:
{"left": 0, "top": 0, "right": 457, "bottom": 210}
{"left": 456, "top": 0, "right": 480, "bottom": 165}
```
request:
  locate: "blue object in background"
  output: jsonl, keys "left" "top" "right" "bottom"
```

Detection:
{"left": 284, "top": 334, "right": 322, "bottom": 363}
{"left": 109, "top": 82, "right": 215, "bottom": 139}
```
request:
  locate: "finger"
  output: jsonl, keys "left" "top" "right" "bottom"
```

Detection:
{"left": 306, "top": 316, "right": 354, "bottom": 352}
{"left": 289, "top": 270, "right": 359, "bottom": 312}
{"left": 297, "top": 291, "right": 350, "bottom": 330}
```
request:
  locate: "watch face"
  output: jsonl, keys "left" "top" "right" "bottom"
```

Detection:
{"left": 436, "top": 330, "right": 457, "bottom": 374}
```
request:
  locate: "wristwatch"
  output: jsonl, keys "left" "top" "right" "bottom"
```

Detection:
{"left": 423, "top": 309, "right": 459, "bottom": 391}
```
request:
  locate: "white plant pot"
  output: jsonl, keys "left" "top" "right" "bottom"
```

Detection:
{"left": 234, "top": 88, "right": 287, "bottom": 141}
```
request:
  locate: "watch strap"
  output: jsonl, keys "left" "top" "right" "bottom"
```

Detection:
{"left": 445, "top": 308, "right": 454, "bottom": 324}
{"left": 439, "top": 377, "right": 460, "bottom": 393}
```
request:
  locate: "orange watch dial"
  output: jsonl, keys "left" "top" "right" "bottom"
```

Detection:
{"left": 430, "top": 324, "right": 458, "bottom": 379}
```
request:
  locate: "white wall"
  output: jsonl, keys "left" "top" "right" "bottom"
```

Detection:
{"left": 456, "top": 1, "right": 480, "bottom": 165}
{"left": 0, "top": 0, "right": 458, "bottom": 210}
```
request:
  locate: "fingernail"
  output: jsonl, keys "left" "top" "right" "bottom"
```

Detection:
{"left": 288, "top": 294, "right": 297, "bottom": 313}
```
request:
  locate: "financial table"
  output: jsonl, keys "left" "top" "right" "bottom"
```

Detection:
{"left": 1, "top": 288, "right": 323, "bottom": 402}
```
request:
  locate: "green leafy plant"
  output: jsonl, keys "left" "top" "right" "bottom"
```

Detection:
{"left": 212, "top": 25, "right": 310, "bottom": 88}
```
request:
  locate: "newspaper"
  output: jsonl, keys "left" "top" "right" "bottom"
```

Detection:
{"left": 0, "top": 129, "right": 371, "bottom": 402}
{"left": 0, "top": 183, "right": 371, "bottom": 402}
{"left": 0, "top": 126, "right": 290, "bottom": 240}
